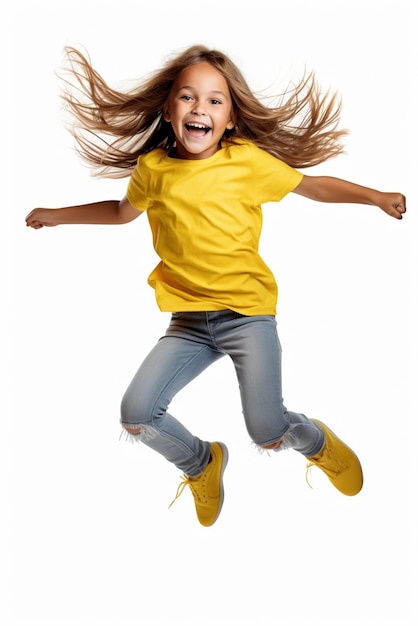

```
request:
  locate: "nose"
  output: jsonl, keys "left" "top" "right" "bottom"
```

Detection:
{"left": 191, "top": 100, "right": 206, "bottom": 115}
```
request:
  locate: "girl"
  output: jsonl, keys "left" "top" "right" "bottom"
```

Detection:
{"left": 26, "top": 45, "right": 406, "bottom": 527}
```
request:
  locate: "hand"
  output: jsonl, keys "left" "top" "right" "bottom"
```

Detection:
{"left": 377, "top": 192, "right": 406, "bottom": 220}
{"left": 25, "top": 208, "right": 60, "bottom": 229}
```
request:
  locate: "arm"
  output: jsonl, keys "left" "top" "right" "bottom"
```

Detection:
{"left": 293, "top": 175, "right": 406, "bottom": 220}
{"left": 25, "top": 196, "right": 143, "bottom": 229}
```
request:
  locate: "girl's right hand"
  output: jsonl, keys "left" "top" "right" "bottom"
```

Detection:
{"left": 25, "top": 198, "right": 142, "bottom": 228}
{"left": 25, "top": 208, "right": 60, "bottom": 229}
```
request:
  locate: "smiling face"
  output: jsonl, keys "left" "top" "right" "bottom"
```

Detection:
{"left": 163, "top": 62, "right": 235, "bottom": 160}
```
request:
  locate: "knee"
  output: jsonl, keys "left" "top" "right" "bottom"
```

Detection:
{"left": 122, "top": 423, "right": 142, "bottom": 435}
{"left": 120, "top": 394, "right": 144, "bottom": 435}
{"left": 259, "top": 439, "right": 282, "bottom": 450}
{"left": 120, "top": 393, "right": 156, "bottom": 436}
{"left": 120, "top": 390, "right": 149, "bottom": 429}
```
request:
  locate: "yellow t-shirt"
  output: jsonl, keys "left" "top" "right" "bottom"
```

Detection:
{"left": 127, "top": 140, "right": 303, "bottom": 315}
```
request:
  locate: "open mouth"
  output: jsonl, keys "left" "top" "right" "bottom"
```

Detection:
{"left": 185, "top": 122, "right": 211, "bottom": 136}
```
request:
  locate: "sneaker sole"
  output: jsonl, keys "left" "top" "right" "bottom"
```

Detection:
{"left": 210, "top": 441, "right": 229, "bottom": 526}
{"left": 311, "top": 420, "right": 363, "bottom": 496}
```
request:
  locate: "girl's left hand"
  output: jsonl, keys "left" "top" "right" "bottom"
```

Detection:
{"left": 378, "top": 192, "right": 407, "bottom": 220}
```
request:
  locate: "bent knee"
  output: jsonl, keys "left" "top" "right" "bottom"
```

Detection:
{"left": 122, "top": 423, "right": 142, "bottom": 435}
{"left": 259, "top": 439, "right": 282, "bottom": 450}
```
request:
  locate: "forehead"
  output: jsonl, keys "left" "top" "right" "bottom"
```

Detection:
{"left": 173, "top": 62, "right": 230, "bottom": 93}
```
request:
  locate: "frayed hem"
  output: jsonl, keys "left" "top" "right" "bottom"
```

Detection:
{"left": 119, "top": 429, "right": 141, "bottom": 444}
{"left": 119, "top": 423, "right": 160, "bottom": 444}
{"left": 251, "top": 441, "right": 289, "bottom": 456}
{"left": 251, "top": 425, "right": 299, "bottom": 455}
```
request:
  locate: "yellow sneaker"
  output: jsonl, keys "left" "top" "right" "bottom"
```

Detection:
{"left": 169, "top": 442, "right": 229, "bottom": 526}
{"left": 306, "top": 420, "right": 363, "bottom": 496}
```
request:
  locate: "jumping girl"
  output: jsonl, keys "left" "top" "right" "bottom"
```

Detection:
{"left": 26, "top": 45, "right": 406, "bottom": 526}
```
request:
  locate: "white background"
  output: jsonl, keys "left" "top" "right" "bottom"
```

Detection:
{"left": 5, "top": 1, "right": 417, "bottom": 624}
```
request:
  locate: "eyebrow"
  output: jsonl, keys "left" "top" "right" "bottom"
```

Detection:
{"left": 177, "top": 85, "right": 228, "bottom": 98}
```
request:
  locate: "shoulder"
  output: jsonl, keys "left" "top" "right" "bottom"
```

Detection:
{"left": 221, "top": 139, "right": 262, "bottom": 165}
{"left": 137, "top": 148, "right": 169, "bottom": 168}
{"left": 224, "top": 138, "right": 255, "bottom": 155}
{"left": 224, "top": 139, "right": 280, "bottom": 163}
{"left": 128, "top": 149, "right": 168, "bottom": 200}
{"left": 224, "top": 140, "right": 303, "bottom": 197}
{"left": 131, "top": 149, "right": 172, "bottom": 185}
{"left": 225, "top": 140, "right": 295, "bottom": 171}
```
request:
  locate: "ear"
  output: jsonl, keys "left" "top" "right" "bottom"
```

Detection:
{"left": 163, "top": 107, "right": 171, "bottom": 122}
{"left": 226, "top": 110, "right": 236, "bottom": 130}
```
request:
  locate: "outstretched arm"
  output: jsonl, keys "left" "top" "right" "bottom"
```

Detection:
{"left": 293, "top": 175, "right": 406, "bottom": 220}
{"left": 25, "top": 196, "right": 142, "bottom": 229}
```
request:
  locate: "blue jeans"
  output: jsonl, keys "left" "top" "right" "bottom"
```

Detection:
{"left": 120, "top": 311, "right": 324, "bottom": 476}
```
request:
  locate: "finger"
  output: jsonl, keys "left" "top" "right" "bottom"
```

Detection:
{"left": 394, "top": 203, "right": 406, "bottom": 218}
{"left": 389, "top": 207, "right": 402, "bottom": 219}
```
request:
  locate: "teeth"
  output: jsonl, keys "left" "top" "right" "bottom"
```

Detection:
{"left": 187, "top": 123, "right": 209, "bottom": 129}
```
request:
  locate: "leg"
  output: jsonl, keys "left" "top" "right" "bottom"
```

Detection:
{"left": 121, "top": 332, "right": 223, "bottom": 476}
{"left": 212, "top": 313, "right": 363, "bottom": 495}
{"left": 213, "top": 314, "right": 325, "bottom": 455}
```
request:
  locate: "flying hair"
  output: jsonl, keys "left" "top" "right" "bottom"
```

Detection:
{"left": 59, "top": 44, "right": 347, "bottom": 178}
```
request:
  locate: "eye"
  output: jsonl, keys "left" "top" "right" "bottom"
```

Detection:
{"left": 210, "top": 99, "right": 222, "bottom": 105}
{"left": 180, "top": 95, "right": 193, "bottom": 101}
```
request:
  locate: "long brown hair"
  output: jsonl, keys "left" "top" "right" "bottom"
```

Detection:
{"left": 60, "top": 44, "right": 347, "bottom": 178}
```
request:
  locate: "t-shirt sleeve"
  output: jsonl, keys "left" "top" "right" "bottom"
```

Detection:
{"left": 249, "top": 143, "right": 303, "bottom": 204}
{"left": 126, "top": 156, "right": 152, "bottom": 212}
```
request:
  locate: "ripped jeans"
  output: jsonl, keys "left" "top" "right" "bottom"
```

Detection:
{"left": 120, "top": 311, "right": 325, "bottom": 477}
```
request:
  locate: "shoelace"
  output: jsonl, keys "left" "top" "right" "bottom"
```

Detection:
{"left": 168, "top": 474, "right": 208, "bottom": 509}
{"left": 305, "top": 463, "right": 315, "bottom": 489}
{"left": 168, "top": 476, "right": 188, "bottom": 509}
{"left": 305, "top": 446, "right": 349, "bottom": 489}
